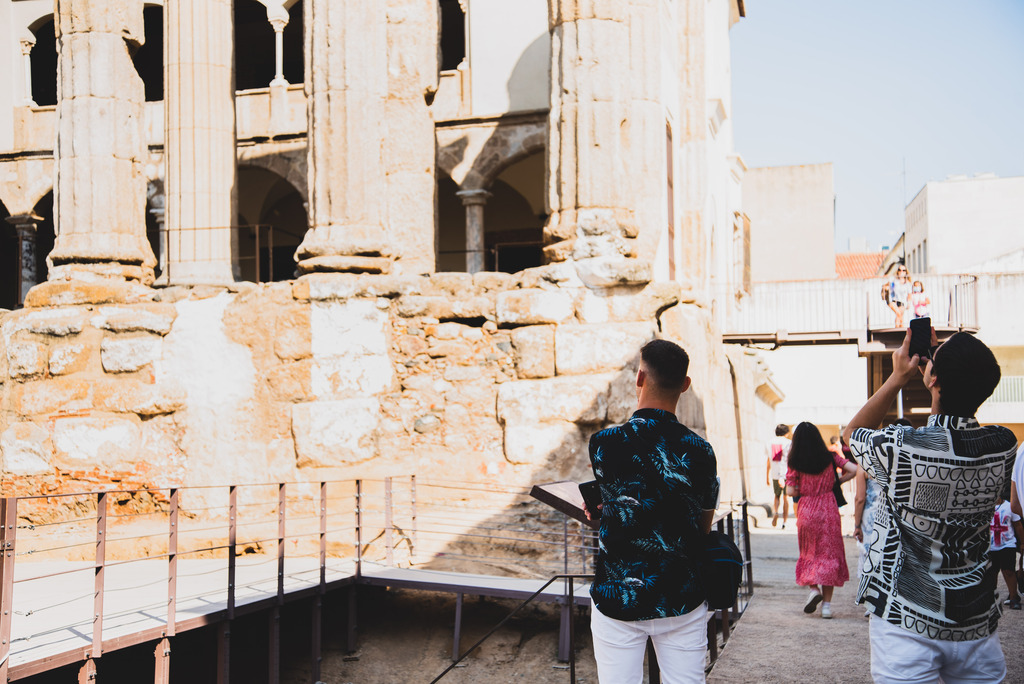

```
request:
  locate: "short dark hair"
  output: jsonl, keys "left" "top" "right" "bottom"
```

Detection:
{"left": 787, "top": 422, "right": 832, "bottom": 475}
{"left": 640, "top": 339, "right": 689, "bottom": 392}
{"left": 931, "top": 332, "right": 1001, "bottom": 417}
{"left": 775, "top": 424, "right": 790, "bottom": 437}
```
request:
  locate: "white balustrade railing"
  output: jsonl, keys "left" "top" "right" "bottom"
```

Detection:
{"left": 721, "top": 275, "right": 978, "bottom": 337}
{"left": 989, "top": 376, "right": 1024, "bottom": 404}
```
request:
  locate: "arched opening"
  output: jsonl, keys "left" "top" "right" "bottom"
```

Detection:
{"left": 484, "top": 153, "right": 544, "bottom": 273}
{"left": 439, "top": 0, "right": 466, "bottom": 72}
{"left": 0, "top": 201, "right": 14, "bottom": 310}
{"left": 133, "top": 5, "right": 165, "bottom": 101}
{"left": 237, "top": 166, "right": 307, "bottom": 282}
{"left": 436, "top": 173, "right": 466, "bottom": 272}
{"left": 29, "top": 18, "right": 57, "bottom": 107}
{"left": 32, "top": 192, "right": 56, "bottom": 285}
{"left": 235, "top": 0, "right": 276, "bottom": 91}
{"left": 282, "top": 1, "right": 304, "bottom": 84}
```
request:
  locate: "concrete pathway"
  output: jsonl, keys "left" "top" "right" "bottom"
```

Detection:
{"left": 707, "top": 526, "right": 1024, "bottom": 684}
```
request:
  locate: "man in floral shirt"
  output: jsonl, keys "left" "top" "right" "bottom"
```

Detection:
{"left": 588, "top": 339, "right": 719, "bottom": 683}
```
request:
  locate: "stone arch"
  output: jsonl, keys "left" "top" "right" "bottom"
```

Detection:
{"left": 436, "top": 170, "right": 466, "bottom": 273}
{"left": 236, "top": 148, "right": 307, "bottom": 200}
{"left": 236, "top": 164, "right": 306, "bottom": 281}
{"left": 437, "top": 119, "right": 546, "bottom": 192}
{"left": 484, "top": 151, "right": 545, "bottom": 273}
{"left": 28, "top": 15, "right": 56, "bottom": 107}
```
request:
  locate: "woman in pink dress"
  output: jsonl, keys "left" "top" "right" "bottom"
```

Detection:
{"left": 785, "top": 422, "right": 859, "bottom": 619}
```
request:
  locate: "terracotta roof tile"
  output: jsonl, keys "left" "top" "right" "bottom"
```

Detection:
{"left": 835, "top": 252, "right": 885, "bottom": 279}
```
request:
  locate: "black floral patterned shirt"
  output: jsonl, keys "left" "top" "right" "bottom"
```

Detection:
{"left": 850, "top": 414, "right": 1018, "bottom": 641}
{"left": 589, "top": 408, "right": 719, "bottom": 621}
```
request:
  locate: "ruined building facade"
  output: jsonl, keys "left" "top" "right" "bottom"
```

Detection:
{"left": 0, "top": 0, "right": 779, "bottom": 504}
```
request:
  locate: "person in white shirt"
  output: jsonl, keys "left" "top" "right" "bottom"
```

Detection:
{"left": 990, "top": 485, "right": 1021, "bottom": 610}
{"left": 766, "top": 424, "right": 791, "bottom": 528}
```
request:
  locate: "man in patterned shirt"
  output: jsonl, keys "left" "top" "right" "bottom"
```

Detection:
{"left": 842, "top": 330, "right": 1017, "bottom": 683}
{"left": 587, "top": 339, "right": 719, "bottom": 683}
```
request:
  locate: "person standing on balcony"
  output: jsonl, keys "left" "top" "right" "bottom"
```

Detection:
{"left": 586, "top": 339, "right": 719, "bottom": 683}
{"left": 909, "top": 280, "right": 930, "bottom": 319}
{"left": 843, "top": 330, "right": 1017, "bottom": 683}
{"left": 767, "top": 424, "right": 792, "bottom": 528}
{"left": 886, "top": 265, "right": 912, "bottom": 327}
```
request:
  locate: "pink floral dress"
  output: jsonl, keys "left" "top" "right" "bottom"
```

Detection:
{"left": 786, "top": 452, "right": 850, "bottom": 587}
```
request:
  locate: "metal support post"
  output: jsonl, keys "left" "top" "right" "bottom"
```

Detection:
{"left": 0, "top": 498, "right": 17, "bottom": 683}
{"left": 168, "top": 489, "right": 178, "bottom": 636}
{"left": 452, "top": 593, "right": 463, "bottom": 661}
{"left": 216, "top": 623, "right": 230, "bottom": 684}
{"left": 385, "top": 477, "right": 393, "bottom": 566}
{"left": 94, "top": 492, "right": 107, "bottom": 659}
{"left": 154, "top": 637, "right": 170, "bottom": 684}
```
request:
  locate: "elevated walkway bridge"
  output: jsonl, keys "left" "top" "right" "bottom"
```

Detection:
{"left": 0, "top": 479, "right": 753, "bottom": 684}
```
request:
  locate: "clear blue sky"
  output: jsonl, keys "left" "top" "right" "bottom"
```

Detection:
{"left": 731, "top": 0, "right": 1024, "bottom": 252}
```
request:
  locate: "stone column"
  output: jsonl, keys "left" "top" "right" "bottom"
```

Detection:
{"left": 267, "top": 5, "right": 289, "bottom": 87}
{"left": 456, "top": 189, "right": 491, "bottom": 274}
{"left": 5, "top": 214, "right": 42, "bottom": 305}
{"left": 297, "top": 0, "right": 393, "bottom": 275}
{"left": 164, "top": 0, "right": 237, "bottom": 285}
{"left": 676, "top": 0, "right": 708, "bottom": 299}
{"left": 544, "top": 0, "right": 660, "bottom": 286}
{"left": 19, "top": 33, "right": 36, "bottom": 106}
{"left": 47, "top": 0, "right": 156, "bottom": 283}
{"left": 149, "top": 200, "right": 167, "bottom": 280}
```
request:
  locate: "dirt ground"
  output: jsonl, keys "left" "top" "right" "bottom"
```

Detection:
{"left": 304, "top": 523, "right": 1024, "bottom": 684}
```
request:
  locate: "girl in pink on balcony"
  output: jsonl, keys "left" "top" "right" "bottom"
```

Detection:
{"left": 909, "top": 280, "right": 930, "bottom": 319}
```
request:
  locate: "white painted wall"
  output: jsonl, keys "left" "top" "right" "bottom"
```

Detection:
{"left": 744, "top": 163, "right": 836, "bottom": 282}
{"left": 761, "top": 344, "right": 867, "bottom": 429}
{"left": 467, "top": 0, "right": 549, "bottom": 117}
{"left": 905, "top": 175, "right": 1024, "bottom": 275}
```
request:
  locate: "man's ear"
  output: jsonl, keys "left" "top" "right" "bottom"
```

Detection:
{"left": 680, "top": 376, "right": 692, "bottom": 394}
{"left": 636, "top": 368, "right": 646, "bottom": 388}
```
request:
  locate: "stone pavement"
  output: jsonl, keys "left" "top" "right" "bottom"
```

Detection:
{"left": 707, "top": 526, "right": 1024, "bottom": 684}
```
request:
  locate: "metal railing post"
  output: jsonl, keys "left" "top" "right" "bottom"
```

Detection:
{"left": 0, "top": 497, "right": 17, "bottom": 683}
{"left": 228, "top": 486, "right": 237, "bottom": 620}
{"left": 354, "top": 480, "right": 362, "bottom": 579}
{"left": 410, "top": 475, "right": 417, "bottom": 559}
{"left": 167, "top": 488, "right": 178, "bottom": 636}
{"left": 312, "top": 481, "right": 326, "bottom": 683}
{"left": 385, "top": 477, "right": 394, "bottom": 566}
{"left": 93, "top": 492, "right": 107, "bottom": 659}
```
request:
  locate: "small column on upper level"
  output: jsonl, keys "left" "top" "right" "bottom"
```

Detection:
{"left": 267, "top": 5, "right": 290, "bottom": 87}
{"left": 5, "top": 214, "right": 42, "bottom": 305}
{"left": 456, "top": 189, "right": 491, "bottom": 274}
{"left": 163, "top": 0, "right": 238, "bottom": 285}
{"left": 19, "top": 32, "right": 36, "bottom": 106}
{"left": 46, "top": 0, "right": 156, "bottom": 283}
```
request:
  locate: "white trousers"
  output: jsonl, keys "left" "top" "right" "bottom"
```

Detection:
{"left": 591, "top": 603, "right": 708, "bottom": 684}
{"left": 869, "top": 616, "right": 1006, "bottom": 684}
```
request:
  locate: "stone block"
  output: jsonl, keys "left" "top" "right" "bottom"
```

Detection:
{"left": 53, "top": 415, "right": 142, "bottom": 466}
{"left": 93, "top": 304, "right": 178, "bottom": 335}
{"left": 100, "top": 335, "right": 162, "bottom": 373}
{"left": 555, "top": 323, "right": 655, "bottom": 375}
{"left": 576, "top": 282, "right": 681, "bottom": 324}
{"left": 295, "top": 273, "right": 360, "bottom": 301}
{"left": 265, "top": 361, "right": 313, "bottom": 403}
{"left": 396, "top": 295, "right": 453, "bottom": 319}
{"left": 13, "top": 377, "right": 92, "bottom": 415}
{"left": 398, "top": 335, "right": 428, "bottom": 357}
{"left": 7, "top": 308, "right": 88, "bottom": 336}
{"left": 516, "top": 263, "right": 585, "bottom": 290}
{"left": 401, "top": 375, "right": 452, "bottom": 393}
{"left": 429, "top": 273, "right": 474, "bottom": 296}
{"left": 511, "top": 326, "right": 555, "bottom": 379}
{"left": 503, "top": 420, "right": 585, "bottom": 466}
{"left": 1, "top": 422, "right": 53, "bottom": 475}
{"left": 49, "top": 341, "right": 91, "bottom": 375}
{"left": 472, "top": 272, "right": 516, "bottom": 292}
{"left": 433, "top": 323, "right": 463, "bottom": 340}
{"left": 292, "top": 399, "right": 380, "bottom": 467}
{"left": 443, "top": 365, "right": 483, "bottom": 382}
{"left": 449, "top": 296, "right": 495, "bottom": 321}
{"left": 356, "top": 274, "right": 426, "bottom": 298}
{"left": 7, "top": 340, "right": 48, "bottom": 378}
{"left": 24, "top": 279, "right": 150, "bottom": 308}
{"left": 496, "top": 289, "right": 574, "bottom": 326}
{"left": 414, "top": 414, "right": 441, "bottom": 434}
{"left": 427, "top": 341, "right": 472, "bottom": 358}
{"left": 93, "top": 378, "right": 186, "bottom": 416}
{"left": 574, "top": 257, "right": 652, "bottom": 288}
{"left": 497, "top": 376, "right": 611, "bottom": 425}
{"left": 310, "top": 300, "right": 393, "bottom": 397}
{"left": 274, "top": 305, "right": 312, "bottom": 361}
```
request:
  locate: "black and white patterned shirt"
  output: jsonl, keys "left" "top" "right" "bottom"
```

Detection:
{"left": 850, "top": 415, "right": 1018, "bottom": 641}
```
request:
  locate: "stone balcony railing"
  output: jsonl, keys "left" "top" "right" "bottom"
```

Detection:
{"left": 720, "top": 274, "right": 979, "bottom": 344}
{"left": 7, "top": 84, "right": 309, "bottom": 155}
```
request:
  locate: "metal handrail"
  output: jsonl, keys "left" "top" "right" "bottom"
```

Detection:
{"left": 428, "top": 573, "right": 593, "bottom": 684}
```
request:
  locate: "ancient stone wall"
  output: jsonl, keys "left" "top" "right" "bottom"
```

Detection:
{"left": 0, "top": 269, "right": 766, "bottom": 503}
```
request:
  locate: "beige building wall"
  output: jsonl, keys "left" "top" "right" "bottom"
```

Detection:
{"left": 904, "top": 174, "right": 1024, "bottom": 275}
{"left": 744, "top": 163, "right": 836, "bottom": 282}
{"left": 467, "top": 0, "right": 549, "bottom": 116}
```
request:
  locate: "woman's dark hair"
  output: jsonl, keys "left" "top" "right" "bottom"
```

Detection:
{"left": 931, "top": 332, "right": 1001, "bottom": 417}
{"left": 787, "top": 422, "right": 833, "bottom": 475}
